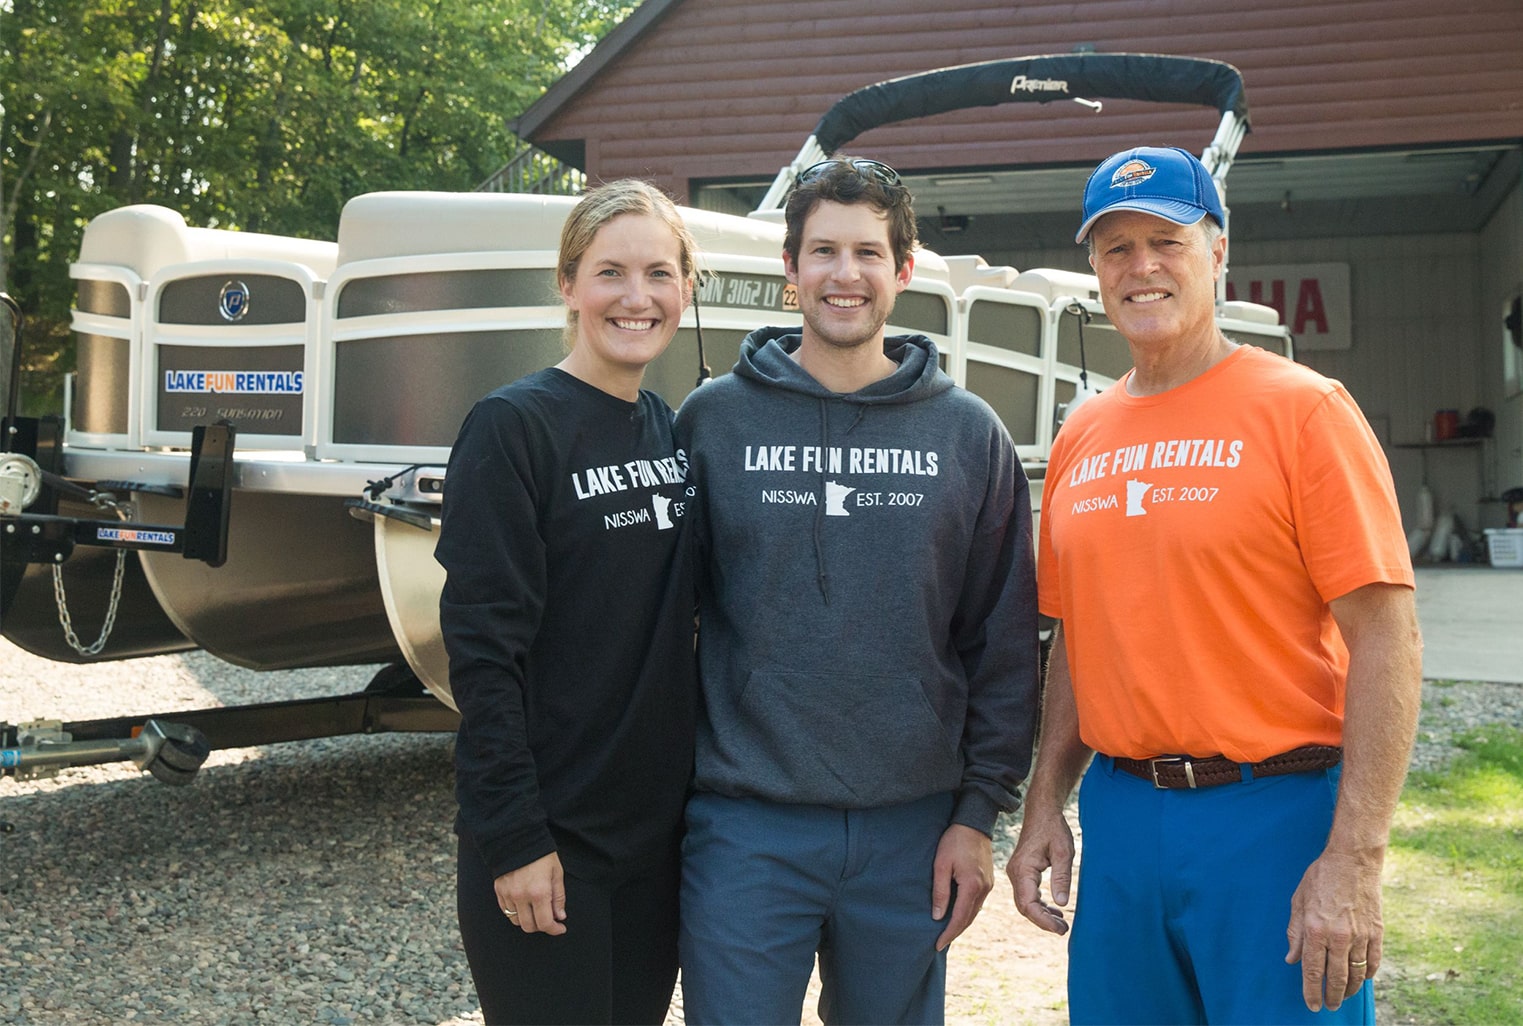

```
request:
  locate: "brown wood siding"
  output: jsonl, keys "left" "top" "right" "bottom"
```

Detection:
{"left": 527, "top": 0, "right": 1523, "bottom": 199}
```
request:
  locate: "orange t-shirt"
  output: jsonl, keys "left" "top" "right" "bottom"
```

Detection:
{"left": 1037, "top": 346, "right": 1414, "bottom": 763}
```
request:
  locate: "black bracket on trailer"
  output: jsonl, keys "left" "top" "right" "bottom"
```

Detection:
{"left": 1, "top": 418, "right": 236, "bottom": 570}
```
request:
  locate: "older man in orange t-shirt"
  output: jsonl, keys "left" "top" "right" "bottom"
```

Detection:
{"left": 1006, "top": 146, "right": 1421, "bottom": 1025}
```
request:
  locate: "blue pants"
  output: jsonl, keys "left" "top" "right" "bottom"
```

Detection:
{"left": 1069, "top": 757, "right": 1374, "bottom": 1025}
{"left": 679, "top": 792, "right": 952, "bottom": 1025}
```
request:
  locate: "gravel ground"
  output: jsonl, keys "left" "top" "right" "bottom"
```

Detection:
{"left": 1, "top": 637, "right": 1519, "bottom": 1025}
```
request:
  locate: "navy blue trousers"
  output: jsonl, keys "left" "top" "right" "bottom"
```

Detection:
{"left": 679, "top": 792, "right": 953, "bottom": 1025}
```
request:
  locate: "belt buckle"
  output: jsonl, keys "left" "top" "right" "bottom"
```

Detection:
{"left": 1148, "top": 756, "right": 1197, "bottom": 789}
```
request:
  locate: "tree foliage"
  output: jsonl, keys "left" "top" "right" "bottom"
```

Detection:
{"left": 1, "top": 0, "right": 633, "bottom": 410}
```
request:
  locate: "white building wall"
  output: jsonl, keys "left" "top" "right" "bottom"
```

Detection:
{"left": 1479, "top": 182, "right": 1523, "bottom": 535}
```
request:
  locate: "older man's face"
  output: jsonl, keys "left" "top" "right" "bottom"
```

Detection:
{"left": 1087, "top": 211, "right": 1225, "bottom": 353}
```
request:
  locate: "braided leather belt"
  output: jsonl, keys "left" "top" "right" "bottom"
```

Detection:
{"left": 1113, "top": 745, "right": 1343, "bottom": 790}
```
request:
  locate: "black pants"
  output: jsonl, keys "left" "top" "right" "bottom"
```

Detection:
{"left": 457, "top": 836, "right": 679, "bottom": 1025}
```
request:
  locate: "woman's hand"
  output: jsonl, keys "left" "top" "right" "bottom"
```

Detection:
{"left": 495, "top": 852, "right": 568, "bottom": 935}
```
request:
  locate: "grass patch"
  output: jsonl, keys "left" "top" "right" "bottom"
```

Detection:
{"left": 1382, "top": 725, "right": 1523, "bottom": 1024}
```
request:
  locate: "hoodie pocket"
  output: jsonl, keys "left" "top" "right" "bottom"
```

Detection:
{"left": 735, "top": 669, "right": 961, "bottom": 805}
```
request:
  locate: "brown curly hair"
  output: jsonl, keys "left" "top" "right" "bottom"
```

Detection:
{"left": 782, "top": 156, "right": 918, "bottom": 272}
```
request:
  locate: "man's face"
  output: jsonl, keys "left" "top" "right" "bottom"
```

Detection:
{"left": 783, "top": 200, "right": 912, "bottom": 352}
{"left": 1087, "top": 211, "right": 1226, "bottom": 351}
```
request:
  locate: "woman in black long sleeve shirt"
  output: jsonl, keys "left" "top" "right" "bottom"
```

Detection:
{"left": 437, "top": 180, "right": 698, "bottom": 1025}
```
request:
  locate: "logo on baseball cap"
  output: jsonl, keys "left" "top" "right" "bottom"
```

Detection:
{"left": 1075, "top": 146, "right": 1225, "bottom": 243}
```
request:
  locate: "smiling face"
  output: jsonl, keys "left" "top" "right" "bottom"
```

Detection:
{"left": 783, "top": 200, "right": 913, "bottom": 353}
{"left": 558, "top": 211, "right": 689, "bottom": 398}
{"left": 1087, "top": 210, "right": 1226, "bottom": 354}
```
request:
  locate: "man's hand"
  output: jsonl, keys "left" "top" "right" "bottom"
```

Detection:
{"left": 1286, "top": 849, "right": 1384, "bottom": 1011}
{"left": 495, "top": 851, "right": 568, "bottom": 935}
{"left": 1285, "top": 581, "right": 1420, "bottom": 1011}
{"left": 1005, "top": 805, "right": 1074, "bottom": 935}
{"left": 1003, "top": 620, "right": 1086, "bottom": 937}
{"left": 931, "top": 823, "right": 994, "bottom": 951}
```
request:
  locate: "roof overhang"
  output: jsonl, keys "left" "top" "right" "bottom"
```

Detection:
{"left": 512, "top": 0, "right": 684, "bottom": 147}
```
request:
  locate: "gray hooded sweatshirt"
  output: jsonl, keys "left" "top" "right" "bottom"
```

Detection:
{"left": 674, "top": 328, "right": 1039, "bottom": 834}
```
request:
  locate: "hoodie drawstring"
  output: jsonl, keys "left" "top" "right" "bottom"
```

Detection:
{"left": 810, "top": 401, "right": 871, "bottom": 604}
{"left": 813, "top": 396, "right": 831, "bottom": 604}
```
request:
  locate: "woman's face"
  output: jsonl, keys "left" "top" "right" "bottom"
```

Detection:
{"left": 559, "top": 212, "right": 688, "bottom": 395}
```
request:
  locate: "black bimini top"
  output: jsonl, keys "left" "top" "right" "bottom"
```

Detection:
{"left": 812, "top": 52, "right": 1249, "bottom": 156}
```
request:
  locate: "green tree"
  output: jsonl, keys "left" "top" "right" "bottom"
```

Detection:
{"left": 1, "top": 0, "right": 631, "bottom": 412}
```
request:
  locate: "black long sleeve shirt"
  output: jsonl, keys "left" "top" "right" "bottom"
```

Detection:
{"left": 437, "top": 368, "right": 696, "bottom": 882}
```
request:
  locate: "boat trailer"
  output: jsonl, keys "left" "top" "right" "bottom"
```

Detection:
{"left": 2, "top": 296, "right": 457, "bottom": 786}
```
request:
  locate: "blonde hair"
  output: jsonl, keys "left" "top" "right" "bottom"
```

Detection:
{"left": 557, "top": 179, "right": 698, "bottom": 347}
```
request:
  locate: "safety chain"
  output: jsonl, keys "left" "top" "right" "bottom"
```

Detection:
{"left": 51, "top": 496, "right": 134, "bottom": 657}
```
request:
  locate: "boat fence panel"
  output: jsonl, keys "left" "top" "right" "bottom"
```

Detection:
{"left": 334, "top": 324, "right": 566, "bottom": 451}
{"left": 314, "top": 192, "right": 581, "bottom": 465}
{"left": 968, "top": 362, "right": 1041, "bottom": 448}
{"left": 67, "top": 206, "right": 194, "bottom": 452}
{"left": 316, "top": 250, "right": 565, "bottom": 465}
{"left": 955, "top": 287, "right": 1052, "bottom": 456}
{"left": 643, "top": 324, "right": 754, "bottom": 408}
{"left": 335, "top": 267, "right": 558, "bottom": 318}
{"left": 142, "top": 260, "right": 333, "bottom": 450}
{"left": 69, "top": 269, "right": 141, "bottom": 447}
{"left": 891, "top": 288, "right": 952, "bottom": 338}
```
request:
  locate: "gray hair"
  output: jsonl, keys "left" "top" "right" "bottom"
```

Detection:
{"left": 1085, "top": 214, "right": 1223, "bottom": 258}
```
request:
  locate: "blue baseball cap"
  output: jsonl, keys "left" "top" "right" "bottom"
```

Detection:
{"left": 1075, "top": 146, "right": 1225, "bottom": 243}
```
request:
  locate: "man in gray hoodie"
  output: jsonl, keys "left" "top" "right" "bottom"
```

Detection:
{"left": 674, "top": 156, "right": 1040, "bottom": 1025}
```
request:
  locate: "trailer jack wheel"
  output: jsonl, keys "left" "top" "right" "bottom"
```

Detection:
{"left": 3, "top": 717, "right": 210, "bottom": 784}
{"left": 138, "top": 721, "right": 211, "bottom": 786}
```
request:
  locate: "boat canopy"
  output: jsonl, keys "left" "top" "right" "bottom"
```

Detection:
{"left": 755, "top": 52, "right": 1250, "bottom": 212}
{"left": 815, "top": 53, "right": 1247, "bottom": 156}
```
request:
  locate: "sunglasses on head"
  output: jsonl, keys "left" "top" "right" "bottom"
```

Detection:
{"left": 796, "top": 158, "right": 902, "bottom": 187}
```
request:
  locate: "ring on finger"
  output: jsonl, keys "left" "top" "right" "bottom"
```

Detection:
{"left": 503, "top": 907, "right": 519, "bottom": 919}
{"left": 1350, "top": 959, "right": 1368, "bottom": 970}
